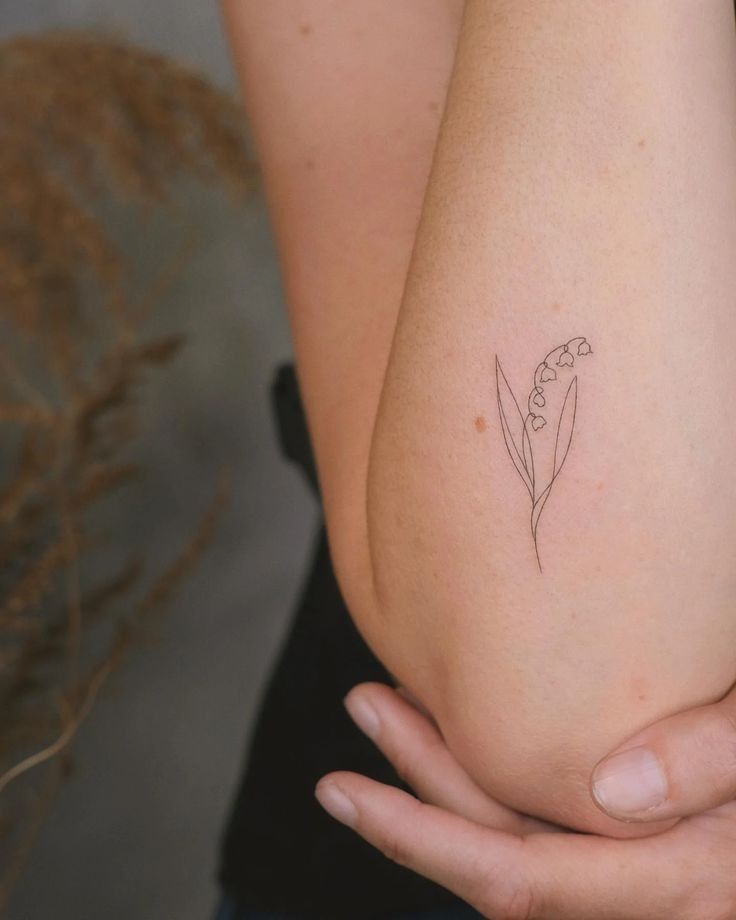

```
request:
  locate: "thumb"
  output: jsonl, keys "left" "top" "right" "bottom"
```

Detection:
{"left": 591, "top": 690, "right": 736, "bottom": 822}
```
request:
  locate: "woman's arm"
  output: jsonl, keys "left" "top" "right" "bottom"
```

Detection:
{"left": 365, "top": 0, "right": 736, "bottom": 835}
{"left": 219, "top": 0, "right": 463, "bottom": 621}
{"left": 222, "top": 0, "right": 736, "bottom": 839}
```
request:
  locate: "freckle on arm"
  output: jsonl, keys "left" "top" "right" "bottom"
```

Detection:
{"left": 474, "top": 415, "right": 487, "bottom": 433}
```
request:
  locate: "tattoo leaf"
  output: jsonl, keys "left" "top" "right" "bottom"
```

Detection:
{"left": 553, "top": 376, "right": 577, "bottom": 478}
{"left": 495, "top": 357, "right": 533, "bottom": 498}
{"left": 522, "top": 419, "right": 535, "bottom": 492}
{"left": 531, "top": 376, "right": 577, "bottom": 542}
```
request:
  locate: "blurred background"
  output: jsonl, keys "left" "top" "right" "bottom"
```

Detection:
{"left": 1, "top": 2, "right": 316, "bottom": 918}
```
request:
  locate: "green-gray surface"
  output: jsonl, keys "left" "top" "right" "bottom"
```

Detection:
{"left": 2, "top": 4, "right": 315, "bottom": 918}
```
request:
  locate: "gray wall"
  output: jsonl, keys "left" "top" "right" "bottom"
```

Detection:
{"left": 2, "top": 4, "right": 316, "bottom": 918}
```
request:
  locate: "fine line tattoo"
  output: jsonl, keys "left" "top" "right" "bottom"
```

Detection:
{"left": 495, "top": 337, "right": 593, "bottom": 571}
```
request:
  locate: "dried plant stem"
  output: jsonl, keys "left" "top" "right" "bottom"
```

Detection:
{"left": 0, "top": 30, "right": 254, "bottom": 903}
{"left": 137, "top": 466, "right": 232, "bottom": 616}
{"left": 0, "top": 660, "right": 113, "bottom": 796}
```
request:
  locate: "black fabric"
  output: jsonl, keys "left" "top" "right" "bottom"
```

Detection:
{"left": 217, "top": 365, "right": 467, "bottom": 919}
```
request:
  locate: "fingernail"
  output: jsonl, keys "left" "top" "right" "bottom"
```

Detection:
{"left": 344, "top": 691, "right": 381, "bottom": 741}
{"left": 592, "top": 745, "right": 667, "bottom": 816}
{"left": 315, "top": 780, "right": 358, "bottom": 828}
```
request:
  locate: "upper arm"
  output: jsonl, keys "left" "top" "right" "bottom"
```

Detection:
{"left": 364, "top": 0, "right": 736, "bottom": 834}
{"left": 219, "top": 0, "right": 463, "bottom": 624}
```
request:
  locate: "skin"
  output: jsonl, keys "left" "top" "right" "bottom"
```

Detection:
{"left": 365, "top": 0, "right": 736, "bottom": 836}
{"left": 221, "top": 0, "right": 736, "bottom": 912}
{"left": 218, "top": 0, "right": 464, "bottom": 621}
{"left": 317, "top": 683, "right": 736, "bottom": 919}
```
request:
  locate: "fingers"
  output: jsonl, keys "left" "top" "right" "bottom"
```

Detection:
{"left": 315, "top": 771, "right": 688, "bottom": 920}
{"left": 344, "top": 682, "right": 552, "bottom": 833}
{"left": 591, "top": 690, "right": 736, "bottom": 822}
{"left": 314, "top": 771, "right": 536, "bottom": 919}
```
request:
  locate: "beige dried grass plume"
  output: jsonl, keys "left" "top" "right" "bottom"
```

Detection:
{"left": 0, "top": 30, "right": 256, "bottom": 907}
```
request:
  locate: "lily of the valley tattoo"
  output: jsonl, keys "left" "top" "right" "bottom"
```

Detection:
{"left": 496, "top": 337, "right": 592, "bottom": 571}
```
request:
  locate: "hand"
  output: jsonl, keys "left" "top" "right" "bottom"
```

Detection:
{"left": 591, "top": 681, "right": 736, "bottom": 824}
{"left": 315, "top": 683, "right": 736, "bottom": 919}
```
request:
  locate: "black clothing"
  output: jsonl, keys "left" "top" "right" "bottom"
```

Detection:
{"left": 217, "top": 365, "right": 467, "bottom": 919}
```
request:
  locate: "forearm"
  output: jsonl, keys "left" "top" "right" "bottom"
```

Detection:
{"left": 219, "top": 0, "right": 463, "bottom": 632}
{"left": 366, "top": 0, "right": 736, "bottom": 835}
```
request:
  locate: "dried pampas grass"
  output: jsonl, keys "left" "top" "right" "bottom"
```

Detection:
{"left": 0, "top": 30, "right": 256, "bottom": 907}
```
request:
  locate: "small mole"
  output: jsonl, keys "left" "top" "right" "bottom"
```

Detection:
{"left": 474, "top": 415, "right": 487, "bottom": 433}
{"left": 428, "top": 100, "right": 439, "bottom": 113}
{"left": 300, "top": 22, "right": 313, "bottom": 36}
{"left": 638, "top": 694, "right": 647, "bottom": 701}
{"left": 638, "top": 137, "right": 646, "bottom": 149}
{"left": 552, "top": 301, "right": 562, "bottom": 313}
{"left": 596, "top": 481, "right": 605, "bottom": 491}
{"left": 305, "top": 157, "right": 315, "bottom": 171}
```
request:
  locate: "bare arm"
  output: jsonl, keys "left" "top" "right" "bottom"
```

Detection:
{"left": 222, "top": 0, "right": 736, "bottom": 838}
{"left": 366, "top": 0, "right": 736, "bottom": 835}
{"left": 219, "top": 0, "right": 462, "bottom": 621}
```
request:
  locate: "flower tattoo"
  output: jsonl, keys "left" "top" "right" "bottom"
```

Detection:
{"left": 495, "top": 336, "right": 593, "bottom": 571}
